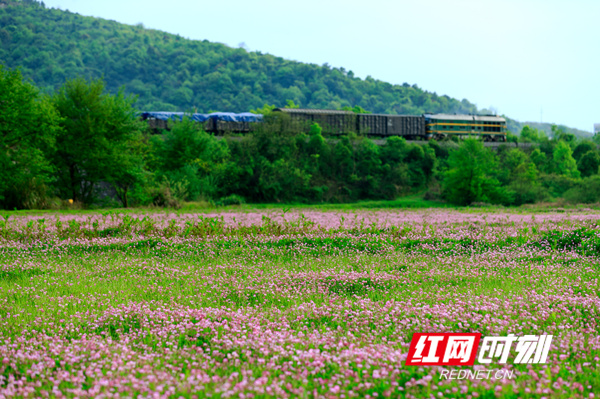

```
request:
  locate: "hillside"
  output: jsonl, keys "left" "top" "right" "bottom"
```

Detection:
{"left": 1, "top": 1, "right": 593, "bottom": 138}
{"left": 0, "top": 0, "right": 484, "bottom": 116}
{"left": 517, "top": 121, "right": 592, "bottom": 140}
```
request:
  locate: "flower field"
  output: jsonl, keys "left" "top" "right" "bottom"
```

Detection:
{"left": 0, "top": 209, "right": 599, "bottom": 398}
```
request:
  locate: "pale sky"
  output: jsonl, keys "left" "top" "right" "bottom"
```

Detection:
{"left": 42, "top": 0, "right": 599, "bottom": 132}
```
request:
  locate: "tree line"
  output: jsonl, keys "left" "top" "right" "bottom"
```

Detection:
{"left": 2, "top": 66, "right": 600, "bottom": 210}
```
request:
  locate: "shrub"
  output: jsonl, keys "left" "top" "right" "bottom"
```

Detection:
{"left": 563, "top": 175, "right": 600, "bottom": 204}
{"left": 214, "top": 194, "right": 245, "bottom": 207}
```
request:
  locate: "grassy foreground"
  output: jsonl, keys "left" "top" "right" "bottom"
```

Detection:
{"left": 0, "top": 209, "right": 599, "bottom": 398}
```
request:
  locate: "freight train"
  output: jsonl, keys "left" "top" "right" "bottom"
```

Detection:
{"left": 141, "top": 108, "right": 507, "bottom": 141}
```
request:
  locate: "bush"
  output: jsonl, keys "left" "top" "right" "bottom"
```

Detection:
{"left": 442, "top": 139, "right": 508, "bottom": 205}
{"left": 214, "top": 194, "right": 245, "bottom": 207}
{"left": 424, "top": 178, "right": 442, "bottom": 200}
{"left": 540, "top": 174, "right": 578, "bottom": 197}
{"left": 151, "top": 177, "right": 188, "bottom": 208}
{"left": 506, "top": 181, "right": 548, "bottom": 206}
{"left": 563, "top": 175, "right": 600, "bottom": 204}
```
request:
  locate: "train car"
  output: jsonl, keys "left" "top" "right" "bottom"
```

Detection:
{"left": 424, "top": 114, "right": 507, "bottom": 141}
{"left": 273, "top": 108, "right": 356, "bottom": 135}
{"left": 141, "top": 112, "right": 262, "bottom": 134}
{"left": 141, "top": 112, "right": 210, "bottom": 130}
{"left": 204, "top": 112, "right": 262, "bottom": 133}
{"left": 274, "top": 109, "right": 427, "bottom": 138}
{"left": 357, "top": 114, "right": 425, "bottom": 138}
{"left": 143, "top": 109, "right": 506, "bottom": 141}
{"left": 142, "top": 112, "right": 186, "bottom": 130}
{"left": 356, "top": 114, "right": 390, "bottom": 136}
{"left": 389, "top": 115, "right": 426, "bottom": 139}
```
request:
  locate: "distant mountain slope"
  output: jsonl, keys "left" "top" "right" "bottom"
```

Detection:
{"left": 516, "top": 121, "right": 592, "bottom": 140}
{"left": 1, "top": 1, "right": 591, "bottom": 138}
{"left": 0, "top": 0, "right": 483, "bottom": 116}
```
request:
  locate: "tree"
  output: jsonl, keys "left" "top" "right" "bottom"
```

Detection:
{"left": 250, "top": 103, "right": 276, "bottom": 115}
{"left": 332, "top": 136, "right": 354, "bottom": 181}
{"left": 257, "top": 158, "right": 311, "bottom": 202}
{"left": 577, "top": 151, "right": 600, "bottom": 178}
{"left": 506, "top": 132, "right": 519, "bottom": 144}
{"left": 150, "top": 117, "right": 229, "bottom": 201}
{"left": 305, "top": 123, "right": 328, "bottom": 173}
{"left": 354, "top": 138, "right": 382, "bottom": 197}
{"left": 564, "top": 175, "right": 600, "bottom": 204}
{"left": 106, "top": 135, "right": 149, "bottom": 208}
{"left": 52, "top": 77, "right": 144, "bottom": 204}
{"left": 0, "top": 66, "right": 60, "bottom": 209}
{"left": 341, "top": 105, "right": 371, "bottom": 114}
{"left": 551, "top": 125, "right": 576, "bottom": 146}
{"left": 530, "top": 148, "right": 548, "bottom": 173}
{"left": 520, "top": 125, "right": 545, "bottom": 143}
{"left": 442, "top": 139, "right": 508, "bottom": 205}
{"left": 285, "top": 99, "right": 300, "bottom": 109}
{"left": 552, "top": 140, "right": 580, "bottom": 179}
{"left": 572, "top": 141, "right": 596, "bottom": 162}
{"left": 498, "top": 148, "right": 544, "bottom": 205}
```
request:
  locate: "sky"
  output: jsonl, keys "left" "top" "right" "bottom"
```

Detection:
{"left": 41, "top": 0, "right": 600, "bottom": 132}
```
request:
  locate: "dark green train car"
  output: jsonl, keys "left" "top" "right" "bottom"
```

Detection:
{"left": 272, "top": 108, "right": 357, "bottom": 135}
{"left": 357, "top": 114, "right": 425, "bottom": 138}
{"left": 424, "top": 114, "right": 507, "bottom": 141}
{"left": 274, "top": 108, "right": 427, "bottom": 138}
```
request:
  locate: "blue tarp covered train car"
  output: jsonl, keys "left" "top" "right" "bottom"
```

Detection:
{"left": 206, "top": 112, "right": 263, "bottom": 122}
{"left": 141, "top": 112, "right": 263, "bottom": 123}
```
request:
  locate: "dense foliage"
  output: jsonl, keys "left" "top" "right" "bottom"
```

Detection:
{"left": 0, "top": 65, "right": 60, "bottom": 209}
{"left": 1, "top": 0, "right": 481, "bottom": 115}
{"left": 1, "top": 66, "right": 600, "bottom": 209}
{"left": 51, "top": 77, "right": 145, "bottom": 206}
{"left": 0, "top": 67, "right": 598, "bottom": 209}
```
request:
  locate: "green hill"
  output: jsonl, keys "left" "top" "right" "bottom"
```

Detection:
{"left": 0, "top": 0, "right": 483, "bottom": 116}
{"left": 515, "top": 121, "right": 592, "bottom": 140}
{"left": 1, "top": 0, "right": 593, "bottom": 138}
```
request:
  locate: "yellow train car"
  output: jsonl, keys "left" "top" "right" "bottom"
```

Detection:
{"left": 424, "top": 114, "right": 507, "bottom": 141}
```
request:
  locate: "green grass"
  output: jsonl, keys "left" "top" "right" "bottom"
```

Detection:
{"left": 5, "top": 193, "right": 600, "bottom": 216}
{"left": 0, "top": 194, "right": 483, "bottom": 216}
{"left": 0, "top": 210, "right": 599, "bottom": 398}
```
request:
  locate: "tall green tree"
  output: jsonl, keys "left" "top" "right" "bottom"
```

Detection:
{"left": 442, "top": 139, "right": 508, "bottom": 205}
{"left": 106, "top": 134, "right": 149, "bottom": 208}
{"left": 572, "top": 141, "right": 596, "bottom": 162}
{"left": 552, "top": 140, "right": 580, "bottom": 179}
{"left": 52, "top": 77, "right": 144, "bottom": 204}
{"left": 530, "top": 148, "right": 548, "bottom": 173}
{"left": 577, "top": 151, "right": 600, "bottom": 178}
{"left": 498, "top": 148, "right": 544, "bottom": 205}
{"left": 0, "top": 66, "right": 60, "bottom": 209}
{"left": 150, "top": 118, "right": 230, "bottom": 201}
{"left": 305, "top": 123, "right": 328, "bottom": 174}
{"left": 519, "top": 125, "right": 546, "bottom": 143}
{"left": 551, "top": 125, "right": 576, "bottom": 147}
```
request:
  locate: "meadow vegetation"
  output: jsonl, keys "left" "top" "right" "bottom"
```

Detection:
{"left": 0, "top": 209, "right": 599, "bottom": 397}
{"left": 2, "top": 2, "right": 599, "bottom": 398}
